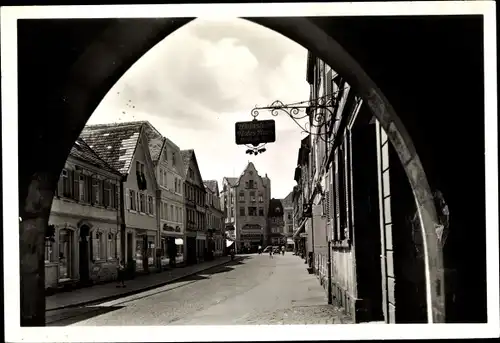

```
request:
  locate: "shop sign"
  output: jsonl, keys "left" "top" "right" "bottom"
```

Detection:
{"left": 235, "top": 119, "right": 276, "bottom": 146}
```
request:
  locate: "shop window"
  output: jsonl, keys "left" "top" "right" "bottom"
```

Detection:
{"left": 93, "top": 231, "right": 104, "bottom": 260}
{"left": 107, "top": 233, "right": 116, "bottom": 260}
{"left": 45, "top": 239, "right": 54, "bottom": 263}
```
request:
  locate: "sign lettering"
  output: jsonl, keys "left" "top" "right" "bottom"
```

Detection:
{"left": 235, "top": 120, "right": 276, "bottom": 146}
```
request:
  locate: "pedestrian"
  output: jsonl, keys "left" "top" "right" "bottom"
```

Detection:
{"left": 269, "top": 249, "right": 273, "bottom": 259}
{"left": 258, "top": 245, "right": 262, "bottom": 255}
{"left": 281, "top": 246, "right": 285, "bottom": 256}
{"left": 116, "top": 258, "right": 126, "bottom": 288}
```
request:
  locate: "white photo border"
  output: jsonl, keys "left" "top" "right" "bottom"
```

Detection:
{"left": 1, "top": 1, "right": 498, "bottom": 342}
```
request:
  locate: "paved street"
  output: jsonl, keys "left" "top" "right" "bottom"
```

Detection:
{"left": 47, "top": 254, "right": 353, "bottom": 326}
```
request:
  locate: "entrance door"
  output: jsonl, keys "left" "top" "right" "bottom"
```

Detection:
{"left": 79, "top": 226, "right": 90, "bottom": 283}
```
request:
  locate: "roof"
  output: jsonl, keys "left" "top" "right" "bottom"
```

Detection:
{"left": 69, "top": 137, "right": 119, "bottom": 175}
{"left": 282, "top": 191, "right": 294, "bottom": 207}
{"left": 203, "top": 180, "right": 218, "bottom": 194}
{"left": 180, "top": 149, "right": 193, "bottom": 176}
{"left": 224, "top": 177, "right": 239, "bottom": 187}
{"left": 80, "top": 120, "right": 166, "bottom": 175}
{"left": 80, "top": 121, "right": 144, "bottom": 175}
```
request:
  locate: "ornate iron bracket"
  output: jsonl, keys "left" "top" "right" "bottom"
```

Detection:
{"left": 250, "top": 93, "right": 342, "bottom": 147}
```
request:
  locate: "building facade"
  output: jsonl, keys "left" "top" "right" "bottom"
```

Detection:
{"left": 204, "top": 180, "right": 225, "bottom": 258}
{"left": 180, "top": 150, "right": 207, "bottom": 264}
{"left": 45, "top": 138, "right": 122, "bottom": 290}
{"left": 222, "top": 162, "right": 271, "bottom": 252}
{"left": 81, "top": 121, "right": 160, "bottom": 275}
{"left": 268, "top": 198, "right": 285, "bottom": 246}
{"left": 152, "top": 136, "right": 186, "bottom": 268}
{"left": 292, "top": 52, "right": 430, "bottom": 324}
{"left": 281, "top": 191, "right": 295, "bottom": 250}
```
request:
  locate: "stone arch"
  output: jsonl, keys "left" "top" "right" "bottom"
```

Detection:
{"left": 39, "top": 17, "right": 443, "bottom": 322}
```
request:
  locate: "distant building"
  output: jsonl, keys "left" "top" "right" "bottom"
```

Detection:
{"left": 204, "top": 180, "right": 225, "bottom": 257}
{"left": 180, "top": 149, "right": 207, "bottom": 264}
{"left": 221, "top": 162, "right": 271, "bottom": 252}
{"left": 268, "top": 198, "right": 285, "bottom": 246}
{"left": 281, "top": 191, "right": 294, "bottom": 237}
{"left": 46, "top": 137, "right": 122, "bottom": 289}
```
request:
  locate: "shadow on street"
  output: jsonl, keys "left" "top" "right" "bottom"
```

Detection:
{"left": 46, "top": 305, "right": 125, "bottom": 326}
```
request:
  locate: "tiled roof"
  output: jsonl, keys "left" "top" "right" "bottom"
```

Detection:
{"left": 69, "top": 137, "right": 119, "bottom": 174}
{"left": 80, "top": 121, "right": 144, "bottom": 175}
{"left": 180, "top": 149, "right": 194, "bottom": 176}
{"left": 282, "top": 191, "right": 294, "bottom": 207}
{"left": 203, "top": 180, "right": 218, "bottom": 194}
{"left": 142, "top": 122, "right": 165, "bottom": 162}
{"left": 224, "top": 177, "right": 239, "bottom": 187}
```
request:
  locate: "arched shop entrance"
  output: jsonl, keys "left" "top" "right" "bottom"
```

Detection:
{"left": 14, "top": 13, "right": 488, "bottom": 326}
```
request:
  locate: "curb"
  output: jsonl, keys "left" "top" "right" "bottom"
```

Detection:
{"left": 46, "top": 256, "right": 243, "bottom": 312}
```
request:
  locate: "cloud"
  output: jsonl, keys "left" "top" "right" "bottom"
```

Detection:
{"left": 89, "top": 18, "right": 310, "bottom": 198}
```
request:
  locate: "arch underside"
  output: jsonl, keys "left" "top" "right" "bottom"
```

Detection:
{"left": 21, "top": 17, "right": 445, "bottom": 323}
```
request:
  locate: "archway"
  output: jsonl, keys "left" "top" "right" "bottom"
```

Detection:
{"left": 18, "top": 17, "right": 444, "bottom": 324}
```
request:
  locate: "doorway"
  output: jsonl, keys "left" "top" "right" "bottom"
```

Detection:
{"left": 78, "top": 226, "right": 90, "bottom": 283}
{"left": 350, "top": 110, "right": 384, "bottom": 322}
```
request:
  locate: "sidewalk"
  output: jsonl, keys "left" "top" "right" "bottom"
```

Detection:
{"left": 46, "top": 256, "right": 240, "bottom": 311}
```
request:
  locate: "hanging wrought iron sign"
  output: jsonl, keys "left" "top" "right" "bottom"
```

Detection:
{"left": 235, "top": 119, "right": 276, "bottom": 154}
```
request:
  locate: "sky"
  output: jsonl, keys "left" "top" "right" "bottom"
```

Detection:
{"left": 87, "top": 18, "right": 310, "bottom": 199}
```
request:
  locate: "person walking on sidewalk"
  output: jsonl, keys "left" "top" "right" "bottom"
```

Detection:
{"left": 269, "top": 249, "right": 273, "bottom": 259}
{"left": 116, "top": 258, "right": 126, "bottom": 288}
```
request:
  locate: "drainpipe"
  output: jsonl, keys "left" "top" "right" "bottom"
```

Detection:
{"left": 119, "top": 177, "right": 126, "bottom": 265}
{"left": 155, "top": 188, "right": 162, "bottom": 271}
{"left": 327, "top": 238, "right": 333, "bottom": 304}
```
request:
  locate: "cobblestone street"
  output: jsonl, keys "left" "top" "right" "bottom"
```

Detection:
{"left": 49, "top": 254, "right": 352, "bottom": 326}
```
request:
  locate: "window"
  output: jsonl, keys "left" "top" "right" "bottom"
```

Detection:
{"left": 258, "top": 208, "right": 264, "bottom": 216}
{"left": 163, "top": 170, "right": 167, "bottom": 187}
{"left": 159, "top": 168, "right": 164, "bottom": 186}
{"left": 93, "top": 232, "right": 103, "bottom": 260}
{"left": 103, "top": 181, "right": 111, "bottom": 207}
{"left": 174, "top": 178, "right": 178, "bottom": 193}
{"left": 60, "top": 169, "right": 71, "bottom": 197}
{"left": 258, "top": 193, "right": 264, "bottom": 203}
{"left": 139, "top": 193, "right": 146, "bottom": 213}
{"left": 45, "top": 239, "right": 53, "bottom": 263}
{"left": 92, "top": 178, "right": 100, "bottom": 205}
{"left": 248, "top": 207, "right": 257, "bottom": 216}
{"left": 136, "top": 161, "right": 145, "bottom": 174}
{"left": 164, "top": 147, "right": 168, "bottom": 161}
{"left": 250, "top": 191, "right": 256, "bottom": 202}
{"left": 245, "top": 181, "right": 249, "bottom": 188}
{"left": 239, "top": 207, "right": 246, "bottom": 216}
{"left": 172, "top": 152, "right": 176, "bottom": 165}
{"left": 171, "top": 205, "right": 174, "bottom": 221}
{"left": 107, "top": 233, "right": 115, "bottom": 260}
{"left": 129, "top": 189, "right": 137, "bottom": 211}
{"left": 148, "top": 195, "right": 154, "bottom": 215}
{"left": 79, "top": 175, "right": 86, "bottom": 202}
{"left": 287, "top": 213, "right": 292, "bottom": 220}
{"left": 249, "top": 180, "right": 254, "bottom": 189}
{"left": 239, "top": 191, "right": 245, "bottom": 202}
{"left": 288, "top": 225, "right": 293, "bottom": 233}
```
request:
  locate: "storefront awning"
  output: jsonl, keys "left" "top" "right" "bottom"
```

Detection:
{"left": 175, "top": 238, "right": 183, "bottom": 245}
{"left": 292, "top": 218, "right": 307, "bottom": 240}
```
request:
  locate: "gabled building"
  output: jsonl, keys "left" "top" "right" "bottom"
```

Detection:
{"left": 281, "top": 191, "right": 294, "bottom": 238}
{"left": 180, "top": 149, "right": 207, "bottom": 265}
{"left": 46, "top": 138, "right": 122, "bottom": 289}
{"left": 81, "top": 121, "right": 160, "bottom": 274}
{"left": 222, "top": 162, "right": 271, "bottom": 253}
{"left": 150, "top": 134, "right": 186, "bottom": 268}
{"left": 268, "top": 198, "right": 285, "bottom": 246}
{"left": 204, "top": 180, "right": 225, "bottom": 258}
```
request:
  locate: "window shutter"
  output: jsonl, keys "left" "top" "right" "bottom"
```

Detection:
{"left": 152, "top": 196, "right": 156, "bottom": 215}
{"left": 334, "top": 155, "right": 340, "bottom": 241}
{"left": 85, "top": 175, "right": 91, "bottom": 203}
{"left": 57, "top": 176, "right": 64, "bottom": 197}
{"left": 136, "top": 191, "right": 140, "bottom": 212}
{"left": 73, "top": 170, "right": 79, "bottom": 201}
{"left": 125, "top": 188, "right": 130, "bottom": 210}
{"left": 91, "top": 177, "right": 96, "bottom": 205}
{"left": 67, "top": 170, "right": 74, "bottom": 198}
